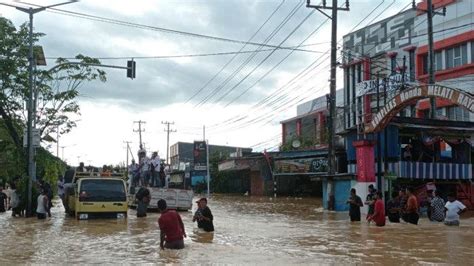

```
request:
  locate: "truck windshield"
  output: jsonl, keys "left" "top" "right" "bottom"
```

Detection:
{"left": 80, "top": 179, "right": 126, "bottom": 202}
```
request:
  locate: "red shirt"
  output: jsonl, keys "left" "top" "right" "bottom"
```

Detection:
{"left": 370, "top": 199, "right": 386, "bottom": 226}
{"left": 406, "top": 195, "right": 418, "bottom": 213}
{"left": 158, "top": 210, "right": 184, "bottom": 242}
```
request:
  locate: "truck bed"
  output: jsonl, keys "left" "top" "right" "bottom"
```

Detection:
{"left": 129, "top": 187, "right": 194, "bottom": 211}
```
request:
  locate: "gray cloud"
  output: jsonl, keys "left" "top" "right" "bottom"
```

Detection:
{"left": 3, "top": 0, "right": 408, "bottom": 111}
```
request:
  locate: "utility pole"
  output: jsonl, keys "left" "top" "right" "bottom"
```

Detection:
{"left": 162, "top": 121, "right": 177, "bottom": 164}
{"left": 383, "top": 77, "right": 388, "bottom": 195}
{"left": 376, "top": 74, "right": 382, "bottom": 193}
{"left": 123, "top": 141, "right": 132, "bottom": 169}
{"left": 203, "top": 125, "right": 210, "bottom": 198}
{"left": 307, "top": 0, "right": 349, "bottom": 210}
{"left": 56, "top": 125, "right": 60, "bottom": 158}
{"left": 133, "top": 120, "right": 146, "bottom": 149}
{"left": 413, "top": 0, "right": 446, "bottom": 119}
{"left": 60, "top": 146, "right": 65, "bottom": 161}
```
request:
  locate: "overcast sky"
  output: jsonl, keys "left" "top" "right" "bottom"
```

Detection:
{"left": 0, "top": 0, "right": 408, "bottom": 166}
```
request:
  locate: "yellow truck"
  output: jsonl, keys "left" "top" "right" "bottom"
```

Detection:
{"left": 65, "top": 172, "right": 128, "bottom": 220}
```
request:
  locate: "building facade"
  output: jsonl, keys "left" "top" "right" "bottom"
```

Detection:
{"left": 170, "top": 142, "right": 253, "bottom": 169}
{"left": 341, "top": 0, "right": 474, "bottom": 211}
{"left": 278, "top": 91, "right": 350, "bottom": 204}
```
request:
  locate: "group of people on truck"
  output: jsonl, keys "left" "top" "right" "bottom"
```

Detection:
{"left": 129, "top": 150, "right": 166, "bottom": 188}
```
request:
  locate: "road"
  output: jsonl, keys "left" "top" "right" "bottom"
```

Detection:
{"left": 0, "top": 195, "right": 473, "bottom": 264}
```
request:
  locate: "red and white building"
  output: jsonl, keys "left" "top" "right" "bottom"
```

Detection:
{"left": 341, "top": 0, "right": 474, "bottom": 211}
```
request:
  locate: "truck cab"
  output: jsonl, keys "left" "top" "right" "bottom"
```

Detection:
{"left": 65, "top": 172, "right": 128, "bottom": 220}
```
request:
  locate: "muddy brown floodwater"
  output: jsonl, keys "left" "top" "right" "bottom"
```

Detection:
{"left": 0, "top": 195, "right": 473, "bottom": 264}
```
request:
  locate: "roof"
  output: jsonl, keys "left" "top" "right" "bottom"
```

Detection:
{"left": 270, "top": 149, "right": 328, "bottom": 160}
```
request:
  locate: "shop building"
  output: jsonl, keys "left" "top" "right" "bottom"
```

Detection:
{"left": 341, "top": 0, "right": 474, "bottom": 212}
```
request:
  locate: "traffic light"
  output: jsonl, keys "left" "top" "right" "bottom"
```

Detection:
{"left": 127, "top": 60, "right": 136, "bottom": 79}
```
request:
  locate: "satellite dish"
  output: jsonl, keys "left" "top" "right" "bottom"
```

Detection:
{"left": 292, "top": 140, "right": 301, "bottom": 148}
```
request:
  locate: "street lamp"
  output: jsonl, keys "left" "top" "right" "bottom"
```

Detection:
{"left": 0, "top": 0, "right": 79, "bottom": 217}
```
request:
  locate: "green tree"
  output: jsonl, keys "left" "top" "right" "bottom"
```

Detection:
{"left": 0, "top": 16, "right": 106, "bottom": 214}
{"left": 0, "top": 17, "right": 106, "bottom": 154}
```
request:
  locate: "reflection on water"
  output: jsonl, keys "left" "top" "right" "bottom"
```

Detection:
{"left": 0, "top": 196, "right": 473, "bottom": 264}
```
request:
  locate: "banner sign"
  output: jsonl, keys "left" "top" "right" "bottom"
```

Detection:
{"left": 274, "top": 157, "right": 328, "bottom": 175}
{"left": 193, "top": 141, "right": 207, "bottom": 171}
{"left": 365, "top": 85, "right": 474, "bottom": 133}
{"left": 355, "top": 73, "right": 414, "bottom": 97}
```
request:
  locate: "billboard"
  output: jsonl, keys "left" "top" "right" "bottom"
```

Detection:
{"left": 193, "top": 141, "right": 207, "bottom": 171}
{"left": 274, "top": 157, "right": 328, "bottom": 175}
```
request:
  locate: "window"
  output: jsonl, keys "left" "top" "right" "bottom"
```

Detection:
{"left": 435, "top": 51, "right": 443, "bottom": 71}
{"left": 390, "top": 57, "right": 397, "bottom": 74}
{"left": 80, "top": 180, "right": 126, "bottom": 202}
{"left": 422, "top": 51, "right": 443, "bottom": 74}
{"left": 445, "top": 43, "right": 468, "bottom": 69}
{"left": 356, "top": 64, "right": 362, "bottom": 83}
{"left": 409, "top": 50, "right": 415, "bottom": 81}
{"left": 471, "top": 41, "right": 474, "bottom": 64}
{"left": 422, "top": 55, "right": 428, "bottom": 75}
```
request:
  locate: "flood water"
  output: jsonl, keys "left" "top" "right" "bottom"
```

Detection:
{"left": 0, "top": 195, "right": 473, "bottom": 264}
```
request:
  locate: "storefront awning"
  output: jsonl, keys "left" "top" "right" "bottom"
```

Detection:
{"left": 391, "top": 117, "right": 474, "bottom": 132}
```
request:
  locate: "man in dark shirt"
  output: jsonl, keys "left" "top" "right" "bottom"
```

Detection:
{"left": 386, "top": 191, "right": 401, "bottom": 223}
{"left": 158, "top": 199, "right": 186, "bottom": 250}
{"left": 136, "top": 187, "right": 150, "bottom": 218}
{"left": 193, "top": 198, "right": 214, "bottom": 232}
{"left": 347, "top": 188, "right": 363, "bottom": 222}
{"left": 365, "top": 184, "right": 376, "bottom": 219}
{"left": 0, "top": 186, "right": 7, "bottom": 212}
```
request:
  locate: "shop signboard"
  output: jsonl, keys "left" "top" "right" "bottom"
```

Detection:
{"left": 366, "top": 85, "right": 474, "bottom": 133}
{"left": 274, "top": 157, "right": 328, "bottom": 174}
{"left": 193, "top": 141, "right": 207, "bottom": 171}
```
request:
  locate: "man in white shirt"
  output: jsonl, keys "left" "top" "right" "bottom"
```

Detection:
{"left": 139, "top": 152, "right": 150, "bottom": 186}
{"left": 444, "top": 193, "right": 467, "bottom": 226}
{"left": 150, "top": 152, "right": 161, "bottom": 187}
{"left": 128, "top": 159, "right": 139, "bottom": 186}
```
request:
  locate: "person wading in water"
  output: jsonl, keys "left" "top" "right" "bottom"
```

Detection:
{"left": 158, "top": 199, "right": 186, "bottom": 250}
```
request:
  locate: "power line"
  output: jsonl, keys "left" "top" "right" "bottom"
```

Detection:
{"left": 209, "top": 0, "right": 395, "bottom": 128}
{"left": 207, "top": 5, "right": 409, "bottom": 137}
{"left": 45, "top": 46, "right": 326, "bottom": 61}
{"left": 210, "top": 7, "right": 317, "bottom": 105}
{"left": 194, "top": 1, "right": 305, "bottom": 107}
{"left": 210, "top": 1, "right": 414, "bottom": 149}
{"left": 16, "top": 1, "right": 318, "bottom": 53}
{"left": 184, "top": 0, "right": 286, "bottom": 104}
{"left": 223, "top": 14, "right": 332, "bottom": 107}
